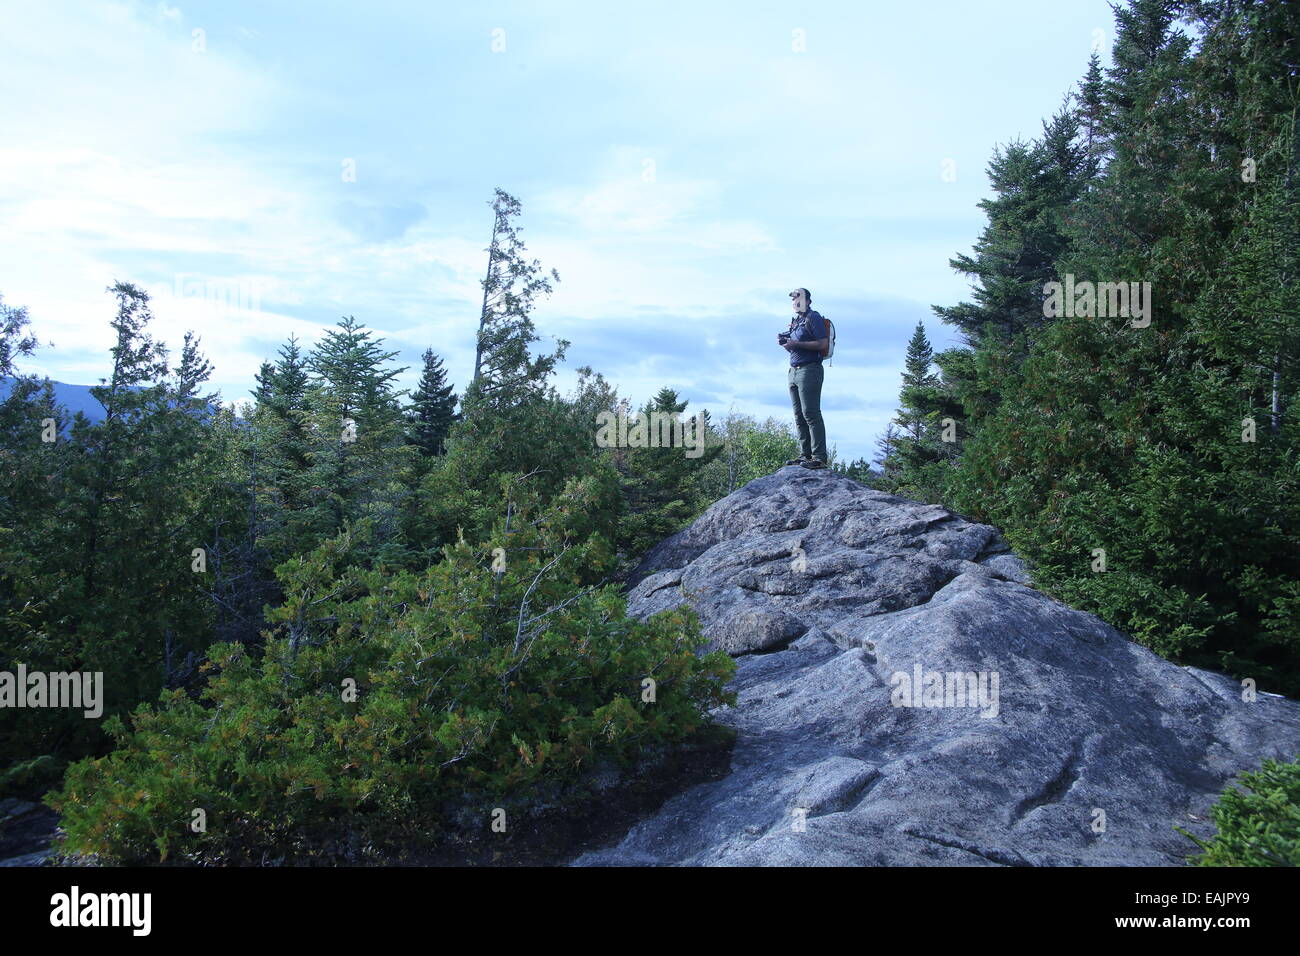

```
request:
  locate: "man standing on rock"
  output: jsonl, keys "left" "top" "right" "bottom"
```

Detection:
{"left": 779, "top": 287, "right": 828, "bottom": 469}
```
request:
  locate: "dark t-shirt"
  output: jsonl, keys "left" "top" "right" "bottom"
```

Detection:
{"left": 788, "top": 310, "right": 827, "bottom": 367}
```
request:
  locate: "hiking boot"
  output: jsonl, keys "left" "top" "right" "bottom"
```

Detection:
{"left": 800, "top": 458, "right": 827, "bottom": 470}
{"left": 785, "top": 456, "right": 808, "bottom": 466}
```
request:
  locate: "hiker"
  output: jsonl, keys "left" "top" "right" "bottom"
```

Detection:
{"left": 779, "top": 287, "right": 829, "bottom": 469}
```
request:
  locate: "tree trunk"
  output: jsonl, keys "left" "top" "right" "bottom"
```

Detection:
{"left": 472, "top": 213, "right": 500, "bottom": 387}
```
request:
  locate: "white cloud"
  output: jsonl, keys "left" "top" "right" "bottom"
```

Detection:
{"left": 1, "top": 0, "right": 1070, "bottom": 463}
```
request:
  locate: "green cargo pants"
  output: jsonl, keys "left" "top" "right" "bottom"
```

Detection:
{"left": 788, "top": 361, "right": 827, "bottom": 463}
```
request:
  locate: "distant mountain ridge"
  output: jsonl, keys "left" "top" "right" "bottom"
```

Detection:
{"left": 0, "top": 377, "right": 115, "bottom": 424}
{"left": 0, "top": 377, "right": 228, "bottom": 430}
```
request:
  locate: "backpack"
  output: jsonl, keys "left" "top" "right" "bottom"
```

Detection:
{"left": 788, "top": 312, "right": 836, "bottom": 365}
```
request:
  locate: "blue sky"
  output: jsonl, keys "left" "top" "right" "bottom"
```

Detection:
{"left": 0, "top": 0, "right": 1117, "bottom": 463}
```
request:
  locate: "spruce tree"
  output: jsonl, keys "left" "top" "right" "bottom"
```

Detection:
{"left": 0, "top": 296, "right": 65, "bottom": 792}
{"left": 248, "top": 334, "right": 317, "bottom": 564}
{"left": 450, "top": 188, "right": 571, "bottom": 496}
{"left": 929, "top": 100, "right": 1097, "bottom": 467}
{"left": 872, "top": 423, "right": 903, "bottom": 489}
{"left": 303, "top": 316, "right": 411, "bottom": 558}
{"left": 4, "top": 284, "right": 224, "bottom": 781}
{"left": 413, "top": 188, "right": 593, "bottom": 559}
{"left": 882, "top": 322, "right": 962, "bottom": 500}
{"left": 407, "top": 348, "right": 457, "bottom": 457}
{"left": 1078, "top": 53, "right": 1107, "bottom": 161}
{"left": 897, "top": 321, "right": 936, "bottom": 443}
{"left": 613, "top": 387, "right": 721, "bottom": 560}
{"left": 467, "top": 187, "right": 566, "bottom": 409}
{"left": 939, "top": 0, "right": 1300, "bottom": 693}
{"left": 0, "top": 293, "right": 38, "bottom": 379}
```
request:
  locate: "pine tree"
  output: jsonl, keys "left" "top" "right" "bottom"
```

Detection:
{"left": 3, "top": 284, "right": 225, "bottom": 783}
{"left": 934, "top": 101, "right": 1094, "bottom": 351}
{"left": 467, "top": 187, "right": 566, "bottom": 408}
{"left": 831, "top": 456, "right": 873, "bottom": 483}
{"left": 253, "top": 360, "right": 275, "bottom": 404}
{"left": 0, "top": 299, "right": 69, "bottom": 793}
{"left": 1078, "top": 53, "right": 1107, "bottom": 161}
{"left": 0, "top": 294, "right": 38, "bottom": 379}
{"left": 872, "top": 423, "right": 903, "bottom": 490}
{"left": 407, "top": 348, "right": 457, "bottom": 457}
{"left": 267, "top": 334, "right": 310, "bottom": 415}
{"left": 303, "top": 316, "right": 411, "bottom": 558}
{"left": 248, "top": 334, "right": 318, "bottom": 564}
{"left": 410, "top": 187, "right": 599, "bottom": 561}
{"left": 612, "top": 387, "right": 722, "bottom": 560}
{"left": 929, "top": 103, "right": 1096, "bottom": 474}
{"left": 939, "top": 0, "right": 1300, "bottom": 694}
{"left": 881, "top": 322, "right": 962, "bottom": 500}
{"left": 897, "top": 321, "right": 936, "bottom": 443}
{"left": 309, "top": 316, "right": 405, "bottom": 427}
{"left": 1104, "top": 0, "right": 1184, "bottom": 143}
{"left": 445, "top": 188, "right": 572, "bottom": 499}
{"left": 78, "top": 282, "right": 171, "bottom": 607}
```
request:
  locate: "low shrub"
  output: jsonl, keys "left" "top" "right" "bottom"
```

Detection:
{"left": 1180, "top": 755, "right": 1300, "bottom": 866}
{"left": 47, "top": 475, "right": 735, "bottom": 863}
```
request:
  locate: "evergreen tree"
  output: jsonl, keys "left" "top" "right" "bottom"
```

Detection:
{"left": 253, "top": 360, "right": 275, "bottom": 403}
{"left": 248, "top": 334, "right": 319, "bottom": 564}
{"left": 0, "top": 296, "right": 64, "bottom": 793}
{"left": 412, "top": 188, "right": 605, "bottom": 563}
{"left": 447, "top": 188, "right": 572, "bottom": 503}
{"left": 266, "top": 334, "right": 311, "bottom": 414}
{"left": 872, "top": 423, "right": 903, "bottom": 487}
{"left": 467, "top": 187, "right": 566, "bottom": 408}
{"left": 881, "top": 322, "right": 963, "bottom": 500}
{"left": 611, "top": 387, "right": 722, "bottom": 561}
{"left": 0, "top": 293, "right": 38, "bottom": 379}
{"left": 406, "top": 348, "right": 457, "bottom": 457}
{"left": 1, "top": 284, "right": 223, "bottom": 789}
{"left": 304, "top": 316, "right": 412, "bottom": 561}
{"left": 76, "top": 282, "right": 171, "bottom": 607}
{"left": 831, "top": 456, "right": 874, "bottom": 484}
{"left": 897, "top": 321, "right": 936, "bottom": 443}
{"left": 1078, "top": 53, "right": 1107, "bottom": 161}
{"left": 939, "top": 0, "right": 1300, "bottom": 693}
{"left": 932, "top": 102, "right": 1096, "bottom": 433}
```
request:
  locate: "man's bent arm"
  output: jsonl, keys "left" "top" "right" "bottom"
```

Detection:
{"left": 784, "top": 338, "right": 828, "bottom": 351}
